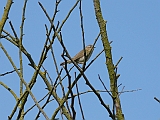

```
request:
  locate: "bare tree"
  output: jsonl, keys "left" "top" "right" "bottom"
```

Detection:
{"left": 0, "top": 0, "right": 132, "bottom": 120}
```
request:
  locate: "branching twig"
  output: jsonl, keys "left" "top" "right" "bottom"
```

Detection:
{"left": 42, "top": 66, "right": 53, "bottom": 85}
{"left": 57, "top": 0, "right": 81, "bottom": 33}
{"left": 98, "top": 74, "right": 112, "bottom": 97}
{"left": 67, "top": 88, "right": 142, "bottom": 99}
{"left": 0, "top": 42, "right": 49, "bottom": 120}
{"left": 35, "top": 86, "right": 55, "bottom": 119}
{"left": 8, "top": 92, "right": 28, "bottom": 119}
{"left": 24, "top": 92, "right": 50, "bottom": 115}
{"left": 52, "top": 0, "right": 61, "bottom": 22}
{"left": 118, "top": 86, "right": 125, "bottom": 97}
{"left": 114, "top": 57, "right": 123, "bottom": 69}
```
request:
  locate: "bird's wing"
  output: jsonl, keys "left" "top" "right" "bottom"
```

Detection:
{"left": 72, "top": 49, "right": 84, "bottom": 61}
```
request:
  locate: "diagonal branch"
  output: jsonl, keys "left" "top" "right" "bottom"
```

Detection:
{"left": 0, "top": 0, "right": 13, "bottom": 35}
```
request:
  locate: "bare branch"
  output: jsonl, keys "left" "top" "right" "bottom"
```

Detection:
{"left": 75, "top": 74, "right": 85, "bottom": 120}
{"left": 154, "top": 97, "right": 160, "bottom": 103}
{"left": 0, "top": 0, "right": 13, "bottom": 35}
{"left": 0, "top": 42, "right": 49, "bottom": 120}
{"left": 0, "top": 69, "right": 20, "bottom": 76}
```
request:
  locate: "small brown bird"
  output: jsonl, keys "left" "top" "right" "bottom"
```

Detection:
{"left": 60, "top": 45, "right": 94, "bottom": 66}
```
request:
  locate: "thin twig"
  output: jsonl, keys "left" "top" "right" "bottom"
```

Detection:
{"left": 24, "top": 92, "right": 50, "bottom": 115}
{"left": 81, "top": 69, "right": 113, "bottom": 118}
{"left": 0, "top": 69, "right": 20, "bottom": 76}
{"left": 60, "top": 33, "right": 72, "bottom": 118}
{"left": 114, "top": 57, "right": 123, "bottom": 69}
{"left": 85, "top": 49, "right": 104, "bottom": 70}
{"left": 39, "top": 2, "right": 75, "bottom": 119}
{"left": 52, "top": 0, "right": 61, "bottom": 22}
{"left": 154, "top": 97, "right": 160, "bottom": 103}
{"left": 118, "top": 86, "right": 125, "bottom": 97}
{"left": 19, "top": 0, "right": 27, "bottom": 109}
{"left": 53, "top": 68, "right": 63, "bottom": 87}
{"left": 0, "top": 81, "right": 18, "bottom": 101}
{"left": 55, "top": 66, "right": 74, "bottom": 88}
{"left": 42, "top": 66, "right": 53, "bottom": 85}
{"left": 9, "top": 21, "right": 19, "bottom": 40}
{"left": 57, "top": 0, "right": 80, "bottom": 32}
{"left": 0, "top": 42, "right": 49, "bottom": 120}
{"left": 98, "top": 74, "right": 112, "bottom": 97}
{"left": 35, "top": 86, "right": 55, "bottom": 119}
{"left": 85, "top": 41, "right": 112, "bottom": 70}
{"left": 79, "top": 0, "right": 86, "bottom": 70}
{"left": 60, "top": 40, "right": 114, "bottom": 118}
{"left": 93, "top": 32, "right": 101, "bottom": 47}
{"left": 67, "top": 88, "right": 142, "bottom": 99}
{"left": 75, "top": 73, "right": 85, "bottom": 120}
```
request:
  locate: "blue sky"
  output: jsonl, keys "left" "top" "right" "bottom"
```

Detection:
{"left": 0, "top": 0, "right": 160, "bottom": 120}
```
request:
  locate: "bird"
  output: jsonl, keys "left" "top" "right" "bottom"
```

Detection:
{"left": 60, "top": 45, "right": 94, "bottom": 66}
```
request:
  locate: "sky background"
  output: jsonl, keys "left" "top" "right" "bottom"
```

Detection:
{"left": 0, "top": 0, "right": 160, "bottom": 120}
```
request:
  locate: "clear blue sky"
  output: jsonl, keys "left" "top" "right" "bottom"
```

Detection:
{"left": 0, "top": 0, "right": 160, "bottom": 120}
